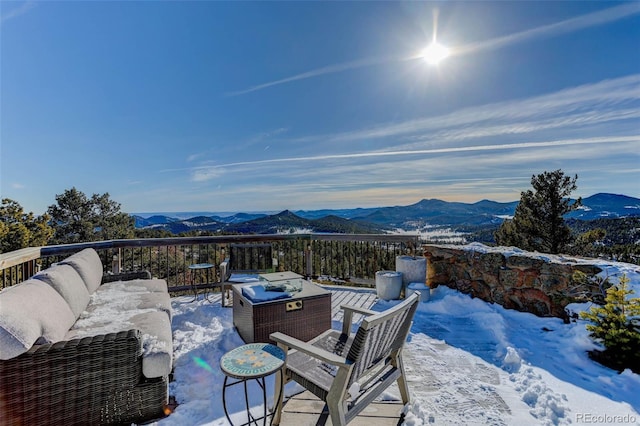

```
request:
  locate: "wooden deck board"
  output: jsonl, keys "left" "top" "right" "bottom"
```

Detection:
{"left": 280, "top": 390, "right": 405, "bottom": 425}
{"left": 326, "top": 285, "right": 378, "bottom": 323}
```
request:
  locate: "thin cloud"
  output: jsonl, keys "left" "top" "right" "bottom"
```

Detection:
{"left": 288, "top": 74, "right": 640, "bottom": 146}
{"left": 227, "top": 4, "right": 639, "bottom": 97}
{"left": 406, "top": 108, "right": 640, "bottom": 146}
{"left": 183, "top": 136, "right": 637, "bottom": 180}
{"left": 0, "top": 1, "right": 36, "bottom": 24}
{"left": 187, "top": 148, "right": 220, "bottom": 163}
{"left": 246, "top": 127, "right": 290, "bottom": 144}
{"left": 192, "top": 168, "right": 223, "bottom": 182}
{"left": 175, "top": 74, "right": 640, "bottom": 183}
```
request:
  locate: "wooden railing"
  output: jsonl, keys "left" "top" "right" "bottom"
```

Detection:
{"left": 0, "top": 234, "right": 420, "bottom": 291}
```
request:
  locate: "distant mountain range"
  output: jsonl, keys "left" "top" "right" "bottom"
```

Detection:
{"left": 131, "top": 193, "right": 640, "bottom": 235}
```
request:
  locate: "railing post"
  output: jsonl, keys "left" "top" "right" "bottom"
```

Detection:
{"left": 112, "top": 249, "right": 122, "bottom": 274}
{"left": 305, "top": 243, "right": 313, "bottom": 278}
{"left": 25, "top": 260, "right": 35, "bottom": 280}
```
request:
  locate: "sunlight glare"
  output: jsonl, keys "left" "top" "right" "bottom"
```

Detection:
{"left": 422, "top": 42, "right": 450, "bottom": 65}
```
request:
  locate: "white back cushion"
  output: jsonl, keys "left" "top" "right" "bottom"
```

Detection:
{"left": 59, "top": 248, "right": 104, "bottom": 293}
{"left": 33, "top": 264, "right": 91, "bottom": 318}
{"left": 0, "top": 280, "right": 76, "bottom": 360}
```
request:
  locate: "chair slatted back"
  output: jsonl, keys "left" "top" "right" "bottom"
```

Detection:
{"left": 228, "top": 243, "right": 273, "bottom": 273}
{"left": 345, "top": 292, "right": 419, "bottom": 386}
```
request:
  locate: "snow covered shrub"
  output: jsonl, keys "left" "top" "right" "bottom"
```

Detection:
{"left": 569, "top": 270, "right": 611, "bottom": 305}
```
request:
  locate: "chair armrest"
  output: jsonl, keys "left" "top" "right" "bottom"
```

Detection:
{"left": 341, "top": 304, "right": 377, "bottom": 335}
{"left": 219, "top": 257, "right": 230, "bottom": 282}
{"left": 270, "top": 332, "right": 351, "bottom": 368}
{"left": 102, "top": 270, "right": 152, "bottom": 283}
{"left": 342, "top": 305, "right": 377, "bottom": 316}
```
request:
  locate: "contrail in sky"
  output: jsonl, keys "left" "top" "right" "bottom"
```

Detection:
{"left": 181, "top": 136, "right": 637, "bottom": 175}
{"left": 0, "top": 0, "right": 36, "bottom": 24}
{"left": 456, "top": 2, "right": 640, "bottom": 55}
{"left": 226, "top": 56, "right": 398, "bottom": 96}
{"left": 227, "top": 3, "right": 640, "bottom": 96}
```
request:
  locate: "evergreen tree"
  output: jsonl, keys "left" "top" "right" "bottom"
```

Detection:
{"left": 580, "top": 275, "right": 640, "bottom": 372}
{"left": 134, "top": 228, "right": 173, "bottom": 238}
{"left": 569, "top": 228, "right": 606, "bottom": 258}
{"left": 47, "top": 188, "right": 135, "bottom": 244}
{"left": 0, "top": 199, "right": 53, "bottom": 253}
{"left": 91, "top": 192, "right": 135, "bottom": 241}
{"left": 495, "top": 169, "right": 581, "bottom": 253}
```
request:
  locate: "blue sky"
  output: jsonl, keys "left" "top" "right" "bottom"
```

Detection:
{"left": 1, "top": 1, "right": 639, "bottom": 215}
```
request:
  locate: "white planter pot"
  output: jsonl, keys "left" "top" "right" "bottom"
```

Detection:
{"left": 407, "top": 282, "right": 430, "bottom": 302}
{"left": 395, "top": 255, "right": 427, "bottom": 293}
{"left": 375, "top": 270, "right": 403, "bottom": 300}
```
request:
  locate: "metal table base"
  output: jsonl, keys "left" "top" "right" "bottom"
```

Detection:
{"left": 220, "top": 343, "right": 286, "bottom": 426}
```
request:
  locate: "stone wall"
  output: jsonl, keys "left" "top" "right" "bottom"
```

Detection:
{"left": 423, "top": 244, "right": 604, "bottom": 320}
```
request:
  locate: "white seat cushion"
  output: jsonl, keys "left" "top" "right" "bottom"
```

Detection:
{"left": 66, "top": 309, "right": 173, "bottom": 378}
{"left": 129, "top": 311, "right": 173, "bottom": 378}
{"left": 91, "top": 282, "right": 172, "bottom": 320}
{"left": 99, "top": 278, "right": 168, "bottom": 294}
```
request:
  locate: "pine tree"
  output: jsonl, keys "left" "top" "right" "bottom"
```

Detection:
{"left": 495, "top": 169, "right": 581, "bottom": 254}
{"left": 47, "top": 188, "right": 135, "bottom": 244}
{"left": 580, "top": 275, "right": 640, "bottom": 372}
{"left": 0, "top": 199, "right": 53, "bottom": 253}
{"left": 570, "top": 228, "right": 607, "bottom": 258}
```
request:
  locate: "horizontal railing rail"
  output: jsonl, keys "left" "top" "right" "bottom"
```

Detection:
{"left": 0, "top": 234, "right": 420, "bottom": 290}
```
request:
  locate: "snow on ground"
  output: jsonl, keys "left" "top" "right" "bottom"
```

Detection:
{"left": 397, "top": 286, "right": 639, "bottom": 425}
{"left": 155, "top": 255, "right": 640, "bottom": 426}
{"left": 391, "top": 227, "right": 469, "bottom": 244}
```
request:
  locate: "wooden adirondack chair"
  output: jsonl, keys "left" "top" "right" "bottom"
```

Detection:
{"left": 270, "top": 291, "right": 420, "bottom": 425}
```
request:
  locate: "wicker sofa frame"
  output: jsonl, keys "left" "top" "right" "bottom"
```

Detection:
{"left": 0, "top": 271, "right": 169, "bottom": 426}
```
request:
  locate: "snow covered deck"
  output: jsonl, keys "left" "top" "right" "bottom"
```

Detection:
{"left": 163, "top": 279, "right": 640, "bottom": 426}
{"left": 276, "top": 286, "right": 513, "bottom": 425}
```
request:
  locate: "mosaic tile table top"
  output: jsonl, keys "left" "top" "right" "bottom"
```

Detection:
{"left": 220, "top": 343, "right": 286, "bottom": 380}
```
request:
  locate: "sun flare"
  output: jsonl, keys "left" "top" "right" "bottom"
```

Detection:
{"left": 422, "top": 42, "right": 450, "bottom": 65}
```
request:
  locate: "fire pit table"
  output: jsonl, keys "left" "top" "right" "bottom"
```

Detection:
{"left": 232, "top": 272, "right": 332, "bottom": 344}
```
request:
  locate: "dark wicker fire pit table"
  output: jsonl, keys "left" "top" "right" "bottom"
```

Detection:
{"left": 231, "top": 277, "right": 332, "bottom": 344}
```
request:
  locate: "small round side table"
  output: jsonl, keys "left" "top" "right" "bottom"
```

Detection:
{"left": 188, "top": 263, "right": 214, "bottom": 301}
{"left": 220, "top": 343, "right": 286, "bottom": 426}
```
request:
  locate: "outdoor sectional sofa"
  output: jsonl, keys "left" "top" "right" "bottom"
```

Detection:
{"left": 0, "top": 248, "right": 173, "bottom": 425}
